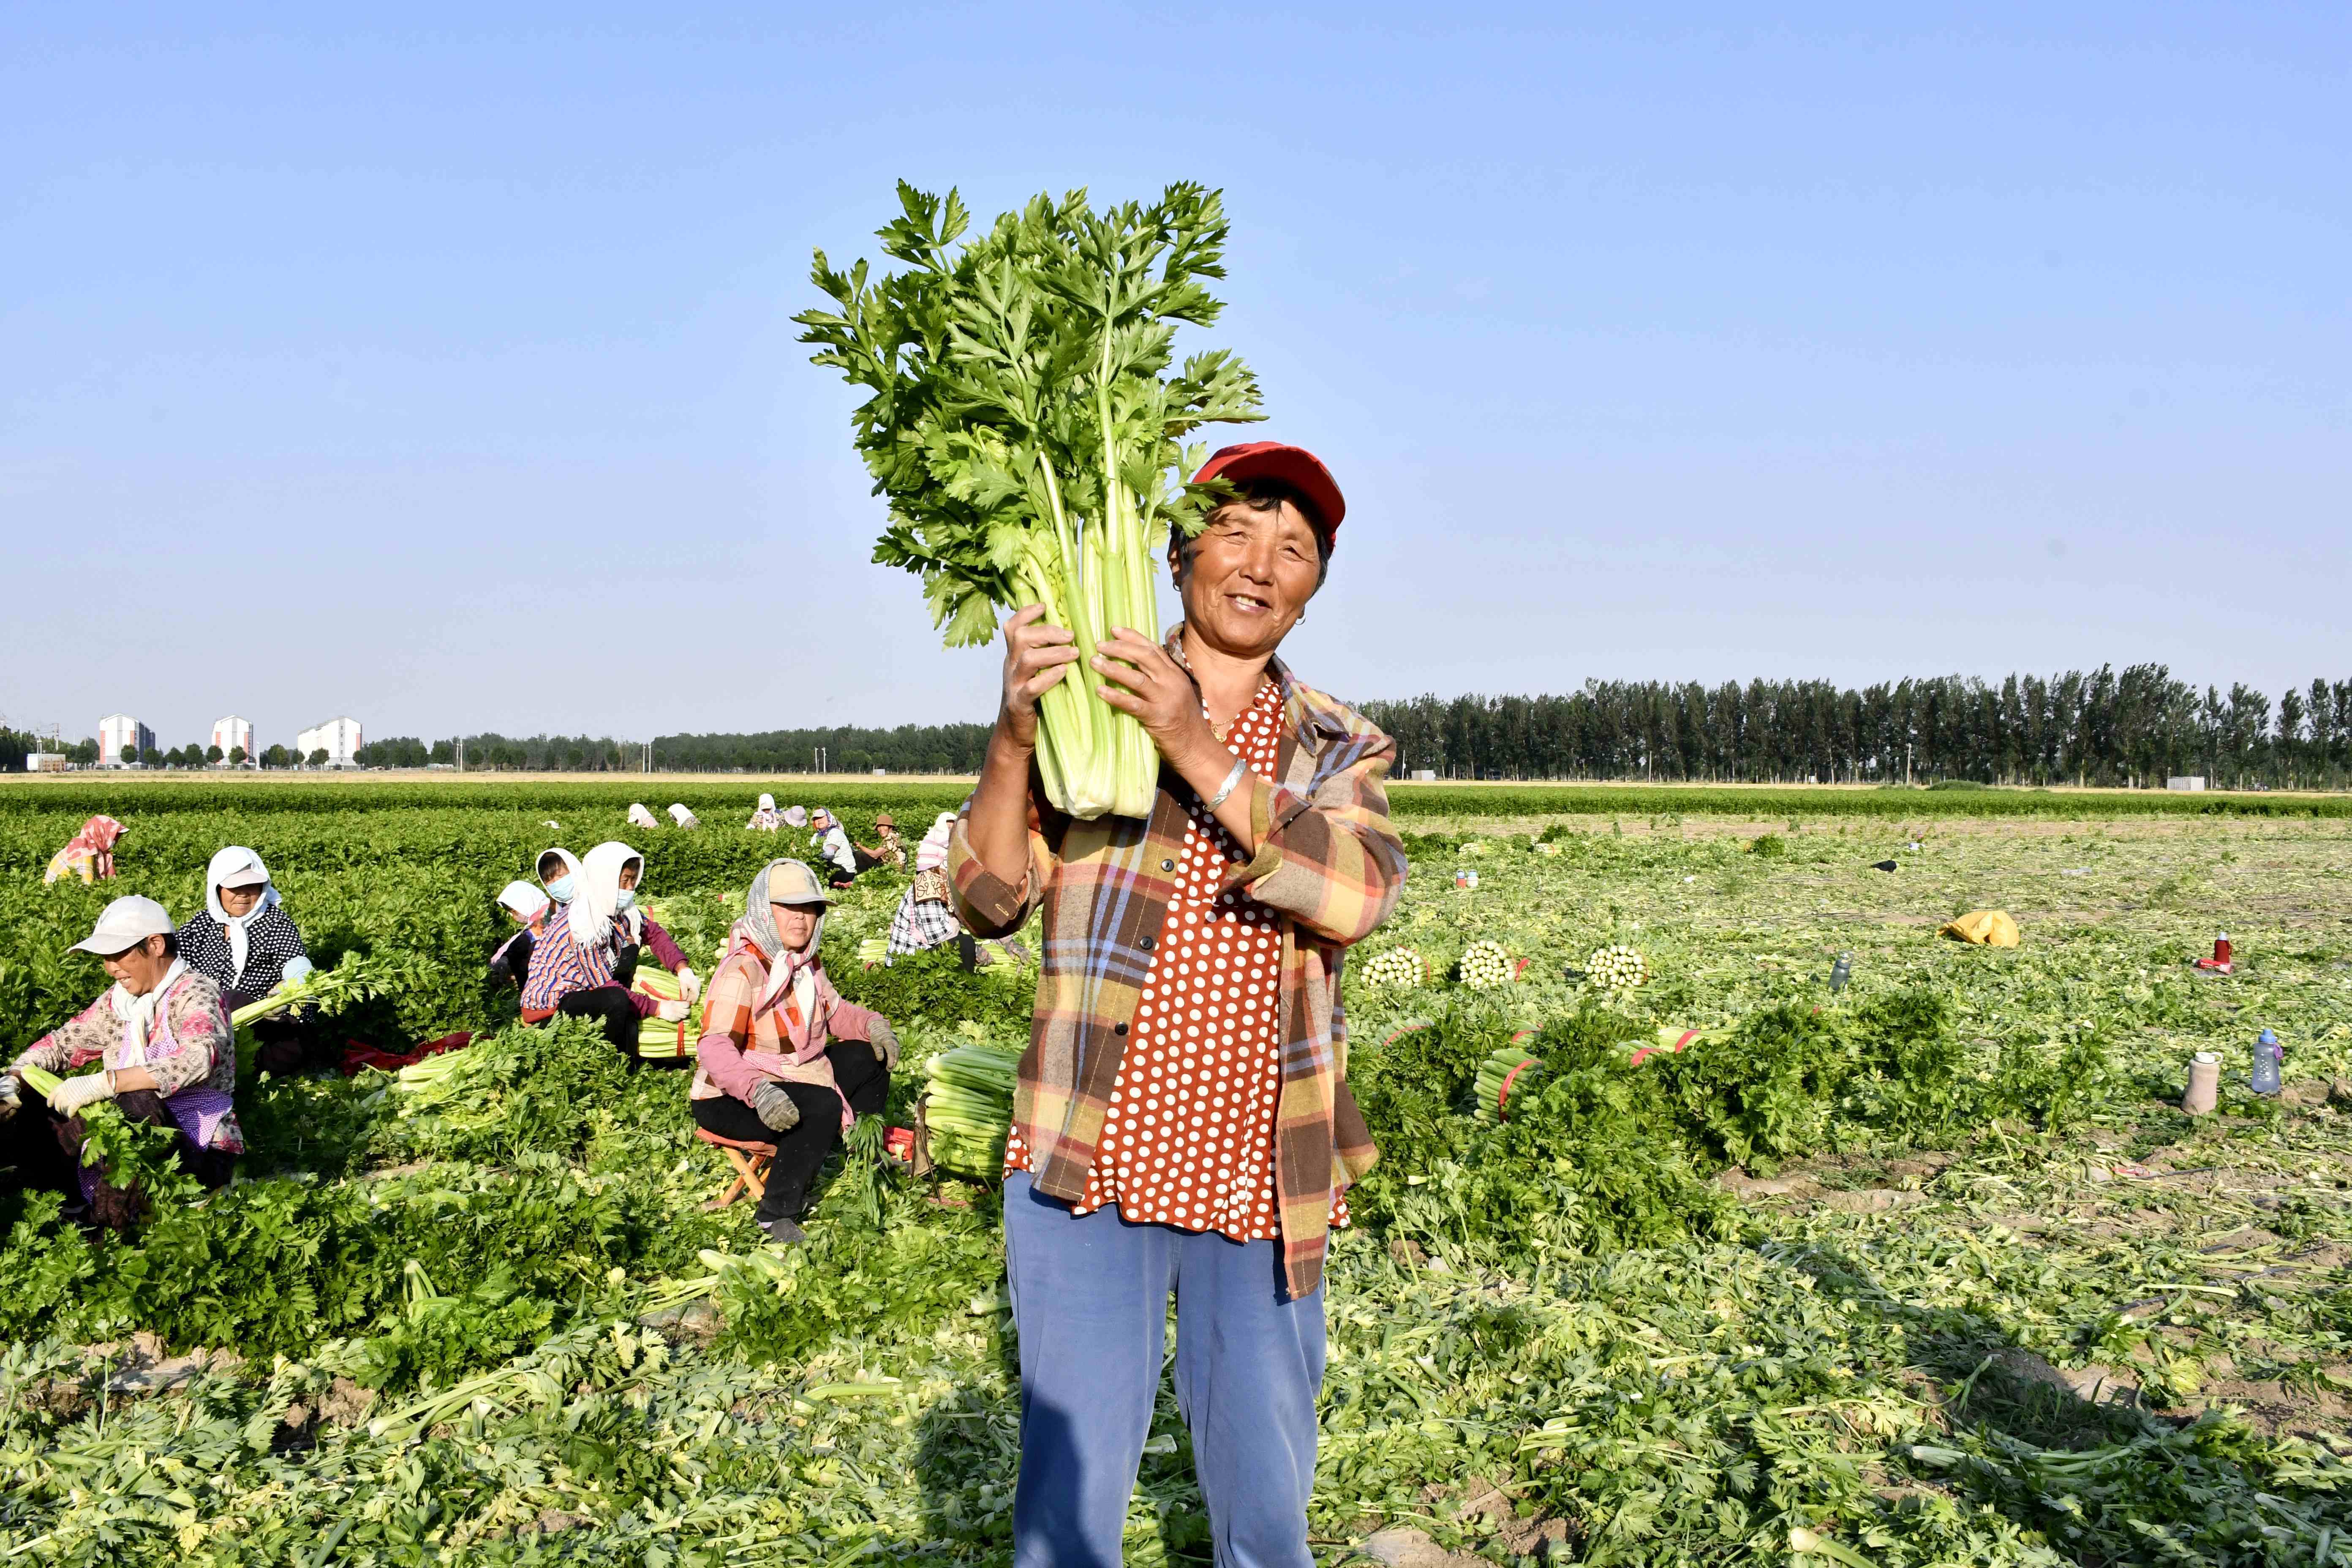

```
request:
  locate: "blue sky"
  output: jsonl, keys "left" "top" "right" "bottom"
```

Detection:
{"left": 4, "top": 4, "right": 2346, "bottom": 752}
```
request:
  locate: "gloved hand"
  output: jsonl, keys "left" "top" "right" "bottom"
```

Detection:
{"left": 751, "top": 1081, "right": 800, "bottom": 1133}
{"left": 678, "top": 966, "right": 701, "bottom": 1004}
{"left": 49, "top": 1072, "right": 117, "bottom": 1118}
{"left": 656, "top": 999, "right": 692, "bottom": 1023}
{"left": 0, "top": 1075, "right": 20, "bottom": 1121}
{"left": 867, "top": 1018, "right": 900, "bottom": 1070}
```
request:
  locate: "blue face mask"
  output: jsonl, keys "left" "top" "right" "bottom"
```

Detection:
{"left": 545, "top": 874, "right": 575, "bottom": 904}
{"left": 615, "top": 888, "right": 636, "bottom": 911}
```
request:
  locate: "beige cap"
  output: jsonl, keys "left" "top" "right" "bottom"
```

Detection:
{"left": 69, "top": 895, "right": 175, "bottom": 955}
{"left": 764, "top": 860, "right": 833, "bottom": 907}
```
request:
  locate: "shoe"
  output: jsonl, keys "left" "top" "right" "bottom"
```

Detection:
{"left": 758, "top": 1217, "right": 807, "bottom": 1246}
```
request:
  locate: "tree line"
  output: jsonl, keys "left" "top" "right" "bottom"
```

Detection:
{"left": 15, "top": 667, "right": 2349, "bottom": 789}
{"left": 1357, "top": 666, "right": 2352, "bottom": 789}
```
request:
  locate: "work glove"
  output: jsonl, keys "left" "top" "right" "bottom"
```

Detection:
{"left": 49, "top": 1072, "right": 117, "bottom": 1118}
{"left": 0, "top": 1075, "right": 19, "bottom": 1121}
{"left": 678, "top": 966, "right": 701, "bottom": 1004}
{"left": 656, "top": 999, "right": 692, "bottom": 1023}
{"left": 867, "top": 1018, "right": 901, "bottom": 1070}
{"left": 751, "top": 1081, "right": 800, "bottom": 1134}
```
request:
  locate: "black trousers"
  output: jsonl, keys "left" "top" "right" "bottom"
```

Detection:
{"left": 3, "top": 1090, "right": 234, "bottom": 1230}
{"left": 546, "top": 985, "right": 677, "bottom": 1070}
{"left": 690, "top": 1042, "right": 890, "bottom": 1222}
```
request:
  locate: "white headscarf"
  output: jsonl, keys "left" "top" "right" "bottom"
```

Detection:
{"left": 497, "top": 880, "right": 550, "bottom": 924}
{"left": 577, "top": 840, "right": 644, "bottom": 949}
{"left": 627, "top": 802, "right": 660, "bottom": 830}
{"left": 668, "top": 803, "right": 699, "bottom": 828}
{"left": 915, "top": 811, "right": 957, "bottom": 874}
{"left": 539, "top": 847, "right": 583, "bottom": 908}
{"left": 757, "top": 793, "right": 776, "bottom": 812}
{"left": 204, "top": 846, "right": 282, "bottom": 981}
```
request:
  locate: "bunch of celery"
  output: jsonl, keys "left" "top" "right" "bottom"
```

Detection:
{"left": 922, "top": 1041, "right": 1021, "bottom": 1179}
{"left": 799, "top": 182, "right": 1265, "bottom": 819}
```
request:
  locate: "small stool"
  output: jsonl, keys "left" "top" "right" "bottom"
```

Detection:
{"left": 694, "top": 1127, "right": 777, "bottom": 1211}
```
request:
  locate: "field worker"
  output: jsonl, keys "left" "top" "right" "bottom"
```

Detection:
{"left": 747, "top": 793, "right": 785, "bottom": 831}
{"left": 689, "top": 860, "right": 898, "bottom": 1244}
{"left": 536, "top": 847, "right": 582, "bottom": 910}
{"left": 42, "top": 815, "right": 126, "bottom": 885}
{"left": 0, "top": 896, "right": 245, "bottom": 1228}
{"left": 781, "top": 805, "right": 809, "bottom": 830}
{"left": 487, "top": 880, "right": 551, "bottom": 991}
{"left": 955, "top": 441, "right": 1405, "bottom": 1563}
{"left": 808, "top": 807, "right": 867, "bottom": 887}
{"left": 628, "top": 802, "right": 661, "bottom": 830}
{"left": 177, "top": 847, "right": 318, "bottom": 1075}
{"left": 668, "top": 803, "right": 700, "bottom": 830}
{"left": 884, "top": 811, "right": 963, "bottom": 961}
{"left": 870, "top": 811, "right": 909, "bottom": 868}
{"left": 520, "top": 841, "right": 700, "bottom": 1065}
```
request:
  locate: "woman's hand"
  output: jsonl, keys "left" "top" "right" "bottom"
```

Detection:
{"left": 995, "top": 605, "right": 1081, "bottom": 752}
{"left": 1091, "top": 629, "right": 1217, "bottom": 771}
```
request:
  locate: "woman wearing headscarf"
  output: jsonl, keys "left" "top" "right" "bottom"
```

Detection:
{"left": 746, "top": 793, "right": 785, "bottom": 832}
{"left": 690, "top": 860, "right": 899, "bottom": 1244}
{"left": 885, "top": 811, "right": 964, "bottom": 961}
{"left": 42, "top": 815, "right": 126, "bottom": 885}
{"left": 177, "top": 847, "right": 316, "bottom": 1074}
{"left": 667, "top": 803, "right": 700, "bottom": 830}
{"left": 519, "top": 841, "right": 701, "bottom": 1064}
{"left": 488, "top": 880, "right": 551, "bottom": 991}
{"left": 808, "top": 807, "right": 871, "bottom": 887}
{"left": 627, "top": 803, "right": 661, "bottom": 830}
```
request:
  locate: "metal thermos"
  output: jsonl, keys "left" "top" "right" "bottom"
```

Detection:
{"left": 1829, "top": 952, "right": 1852, "bottom": 994}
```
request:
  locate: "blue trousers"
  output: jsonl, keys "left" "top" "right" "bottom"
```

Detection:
{"left": 1003, "top": 1173, "right": 1326, "bottom": 1568}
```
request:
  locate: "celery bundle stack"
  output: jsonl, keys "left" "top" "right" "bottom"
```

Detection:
{"left": 922, "top": 1041, "right": 1021, "bottom": 1179}
{"left": 630, "top": 967, "right": 691, "bottom": 1062}
{"left": 1473, "top": 1043, "right": 1545, "bottom": 1123}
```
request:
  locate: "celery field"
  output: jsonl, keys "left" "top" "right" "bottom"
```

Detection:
{"left": 3, "top": 781, "right": 2351, "bottom": 1565}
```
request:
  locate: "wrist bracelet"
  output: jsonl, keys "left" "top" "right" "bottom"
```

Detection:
{"left": 1203, "top": 758, "right": 1250, "bottom": 811}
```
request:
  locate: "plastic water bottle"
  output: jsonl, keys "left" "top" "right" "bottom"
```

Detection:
{"left": 2251, "top": 1029, "right": 2283, "bottom": 1096}
{"left": 1829, "top": 952, "right": 1852, "bottom": 994}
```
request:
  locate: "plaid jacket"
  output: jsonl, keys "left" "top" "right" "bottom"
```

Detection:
{"left": 949, "top": 626, "right": 1407, "bottom": 1298}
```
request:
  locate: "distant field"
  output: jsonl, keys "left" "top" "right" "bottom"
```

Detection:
{"left": 6, "top": 773, "right": 2346, "bottom": 821}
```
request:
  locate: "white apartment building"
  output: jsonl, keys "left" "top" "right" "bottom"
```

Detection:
{"left": 98, "top": 714, "right": 155, "bottom": 765}
{"left": 296, "top": 716, "right": 363, "bottom": 767}
{"left": 212, "top": 715, "right": 255, "bottom": 761}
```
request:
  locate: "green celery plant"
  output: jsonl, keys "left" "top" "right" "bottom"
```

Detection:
{"left": 798, "top": 182, "right": 1264, "bottom": 819}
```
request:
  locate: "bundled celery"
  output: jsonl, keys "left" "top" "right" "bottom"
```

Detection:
{"left": 922, "top": 1041, "right": 1021, "bottom": 1179}
{"left": 629, "top": 965, "right": 691, "bottom": 1061}
{"left": 1473, "top": 1044, "right": 1544, "bottom": 1123}
{"left": 799, "top": 182, "right": 1265, "bottom": 819}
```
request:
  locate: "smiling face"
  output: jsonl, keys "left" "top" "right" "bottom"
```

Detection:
{"left": 769, "top": 901, "right": 821, "bottom": 953}
{"left": 218, "top": 882, "right": 266, "bottom": 919}
{"left": 1171, "top": 494, "right": 1326, "bottom": 663}
{"left": 101, "top": 934, "right": 174, "bottom": 996}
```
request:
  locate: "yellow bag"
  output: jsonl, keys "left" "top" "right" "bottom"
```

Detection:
{"left": 1940, "top": 909, "right": 2020, "bottom": 947}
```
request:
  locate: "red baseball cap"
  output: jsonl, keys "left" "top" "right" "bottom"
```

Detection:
{"left": 1191, "top": 442, "right": 1346, "bottom": 547}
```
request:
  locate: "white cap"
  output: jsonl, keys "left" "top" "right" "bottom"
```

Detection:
{"left": 69, "top": 895, "right": 175, "bottom": 955}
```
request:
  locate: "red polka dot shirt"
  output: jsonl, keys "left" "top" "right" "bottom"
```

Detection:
{"left": 1006, "top": 676, "right": 1348, "bottom": 1243}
